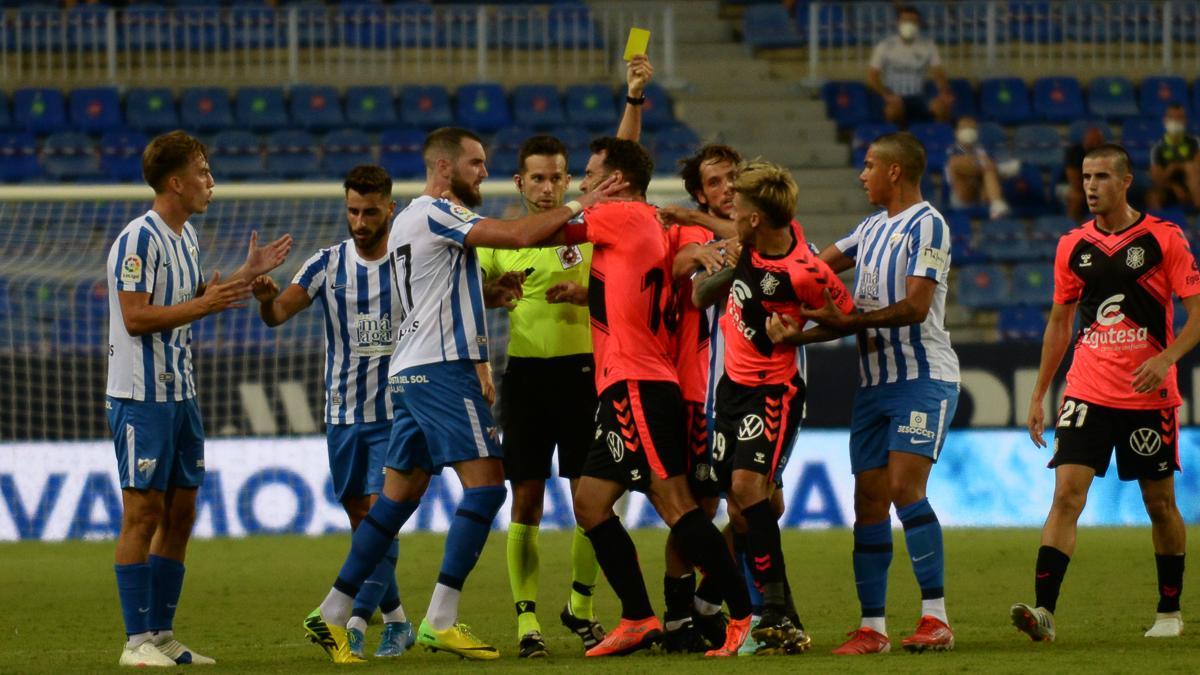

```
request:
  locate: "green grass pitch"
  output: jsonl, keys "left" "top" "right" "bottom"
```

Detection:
{"left": 1, "top": 527, "right": 1196, "bottom": 673}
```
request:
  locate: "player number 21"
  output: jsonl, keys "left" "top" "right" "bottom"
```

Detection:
{"left": 1056, "top": 400, "right": 1089, "bottom": 428}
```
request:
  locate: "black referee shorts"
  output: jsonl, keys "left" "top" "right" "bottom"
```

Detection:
{"left": 500, "top": 354, "right": 597, "bottom": 482}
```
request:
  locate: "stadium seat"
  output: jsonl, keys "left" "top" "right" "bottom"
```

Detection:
{"left": 1032, "top": 76, "right": 1085, "bottom": 123}
{"left": 997, "top": 306, "right": 1045, "bottom": 341}
{"left": 289, "top": 85, "right": 345, "bottom": 132}
{"left": 1008, "top": 1, "right": 1062, "bottom": 43}
{"left": 235, "top": 87, "right": 289, "bottom": 133}
{"left": 13, "top": 88, "right": 67, "bottom": 135}
{"left": 66, "top": 4, "right": 109, "bottom": 52}
{"left": 68, "top": 87, "right": 123, "bottom": 135}
{"left": 180, "top": 87, "right": 234, "bottom": 133}
{"left": 0, "top": 92, "right": 9, "bottom": 131}
{"left": 976, "top": 121, "right": 1010, "bottom": 158}
{"left": 209, "top": 130, "right": 265, "bottom": 181}
{"left": 564, "top": 84, "right": 617, "bottom": 130}
{"left": 1088, "top": 77, "right": 1140, "bottom": 120}
{"left": 956, "top": 264, "right": 1011, "bottom": 309}
{"left": 1122, "top": 117, "right": 1165, "bottom": 169}
{"left": 1033, "top": 214, "right": 1076, "bottom": 239}
{"left": 0, "top": 132, "right": 41, "bottom": 182}
{"left": 230, "top": 5, "right": 279, "bottom": 50}
{"left": 99, "top": 130, "right": 148, "bottom": 183}
{"left": 1148, "top": 207, "right": 1189, "bottom": 228}
{"left": 640, "top": 84, "right": 675, "bottom": 131}
{"left": 822, "top": 81, "right": 874, "bottom": 130}
{"left": 979, "top": 78, "right": 1033, "bottom": 125}
{"left": 489, "top": 126, "right": 529, "bottom": 176}
{"left": 742, "top": 4, "right": 804, "bottom": 50}
{"left": 15, "top": 6, "right": 65, "bottom": 53}
{"left": 512, "top": 85, "right": 565, "bottom": 130}
{"left": 652, "top": 124, "right": 701, "bottom": 173}
{"left": 944, "top": 78, "right": 978, "bottom": 119}
{"left": 1140, "top": 76, "right": 1188, "bottom": 118}
{"left": 321, "top": 128, "right": 374, "bottom": 178}
{"left": 42, "top": 131, "right": 101, "bottom": 182}
{"left": 59, "top": 279, "right": 108, "bottom": 353}
{"left": 340, "top": 4, "right": 388, "bottom": 48}
{"left": 1066, "top": 119, "right": 1114, "bottom": 144}
{"left": 552, "top": 125, "right": 591, "bottom": 175}
{"left": 176, "top": 5, "right": 228, "bottom": 51}
{"left": 1011, "top": 262, "right": 1055, "bottom": 306}
{"left": 1003, "top": 165, "right": 1053, "bottom": 218}
{"left": 978, "top": 218, "right": 1036, "bottom": 263}
{"left": 125, "top": 88, "right": 180, "bottom": 133}
{"left": 456, "top": 83, "right": 512, "bottom": 133}
{"left": 265, "top": 130, "right": 319, "bottom": 180}
{"left": 399, "top": 85, "right": 454, "bottom": 129}
{"left": 1012, "top": 125, "right": 1063, "bottom": 169}
{"left": 345, "top": 86, "right": 398, "bottom": 130}
{"left": 909, "top": 122, "right": 954, "bottom": 173}
{"left": 548, "top": 3, "right": 603, "bottom": 49}
{"left": 851, "top": 122, "right": 897, "bottom": 165}
{"left": 380, "top": 127, "right": 427, "bottom": 179}
{"left": 121, "top": 4, "right": 172, "bottom": 51}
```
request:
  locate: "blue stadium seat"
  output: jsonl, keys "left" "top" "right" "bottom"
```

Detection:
{"left": 345, "top": 86, "right": 397, "bottom": 130}
{"left": 180, "top": 87, "right": 234, "bottom": 133}
{"left": 997, "top": 306, "right": 1045, "bottom": 341}
{"left": 512, "top": 85, "right": 565, "bottom": 130}
{"left": 652, "top": 124, "right": 701, "bottom": 173}
{"left": 176, "top": 5, "right": 228, "bottom": 51}
{"left": 851, "top": 122, "right": 897, "bottom": 165}
{"left": 1011, "top": 262, "right": 1055, "bottom": 306}
{"left": 0, "top": 132, "right": 41, "bottom": 182}
{"left": 640, "top": 84, "right": 675, "bottom": 131}
{"left": 235, "top": 87, "right": 289, "bottom": 132}
{"left": 957, "top": 264, "right": 1011, "bottom": 309}
{"left": 742, "top": 4, "right": 804, "bottom": 50}
{"left": 125, "top": 88, "right": 179, "bottom": 133}
{"left": 230, "top": 5, "right": 279, "bottom": 50}
{"left": 209, "top": 130, "right": 265, "bottom": 181}
{"left": 456, "top": 83, "right": 512, "bottom": 133}
{"left": 552, "top": 125, "right": 591, "bottom": 175}
{"left": 548, "top": 3, "right": 603, "bottom": 49}
{"left": 564, "top": 84, "right": 617, "bottom": 130}
{"left": 69, "top": 87, "right": 123, "bottom": 134}
{"left": 976, "top": 121, "right": 1010, "bottom": 159}
{"left": 978, "top": 219, "right": 1036, "bottom": 263}
{"left": 58, "top": 279, "right": 108, "bottom": 353}
{"left": 0, "top": 93, "right": 10, "bottom": 131}
{"left": 321, "top": 128, "right": 374, "bottom": 178}
{"left": 1003, "top": 165, "right": 1053, "bottom": 218}
{"left": 289, "top": 85, "right": 344, "bottom": 131}
{"left": 1088, "top": 77, "right": 1140, "bottom": 120}
{"left": 923, "top": 78, "right": 977, "bottom": 120}
{"left": 1140, "top": 76, "right": 1188, "bottom": 118}
{"left": 15, "top": 6, "right": 65, "bottom": 53}
{"left": 1066, "top": 119, "right": 1114, "bottom": 144}
{"left": 42, "top": 131, "right": 101, "bottom": 182}
{"left": 265, "top": 130, "right": 319, "bottom": 180}
{"left": 1032, "top": 77, "right": 1085, "bottom": 123}
{"left": 340, "top": 4, "right": 388, "bottom": 48}
{"left": 489, "top": 126, "right": 529, "bottom": 176}
{"left": 399, "top": 85, "right": 454, "bottom": 129}
{"left": 1149, "top": 208, "right": 1189, "bottom": 228}
{"left": 909, "top": 122, "right": 954, "bottom": 173}
{"left": 1012, "top": 124, "right": 1063, "bottom": 169}
{"left": 822, "top": 81, "right": 874, "bottom": 130}
{"left": 1008, "top": 1, "right": 1061, "bottom": 43}
{"left": 66, "top": 5, "right": 109, "bottom": 52}
{"left": 1122, "top": 117, "right": 1165, "bottom": 169}
{"left": 13, "top": 88, "right": 67, "bottom": 135}
{"left": 979, "top": 77, "right": 1032, "bottom": 125}
{"left": 380, "top": 127, "right": 427, "bottom": 179}
{"left": 121, "top": 5, "right": 171, "bottom": 51}
{"left": 100, "top": 130, "right": 148, "bottom": 183}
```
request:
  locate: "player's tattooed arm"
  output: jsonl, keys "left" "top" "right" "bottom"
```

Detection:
{"left": 672, "top": 242, "right": 724, "bottom": 280}
{"left": 1028, "top": 301, "right": 1078, "bottom": 448}
{"left": 692, "top": 266, "right": 734, "bottom": 309}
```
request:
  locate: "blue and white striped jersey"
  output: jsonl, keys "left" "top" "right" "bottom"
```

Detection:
{"left": 834, "top": 201, "right": 960, "bottom": 387}
{"left": 106, "top": 210, "right": 204, "bottom": 402}
{"left": 386, "top": 195, "right": 488, "bottom": 375}
{"left": 293, "top": 240, "right": 401, "bottom": 424}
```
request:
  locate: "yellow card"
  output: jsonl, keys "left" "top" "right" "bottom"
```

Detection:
{"left": 623, "top": 27, "right": 650, "bottom": 61}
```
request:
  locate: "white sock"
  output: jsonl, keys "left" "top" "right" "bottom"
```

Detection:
{"left": 347, "top": 616, "right": 368, "bottom": 634}
{"left": 426, "top": 583, "right": 461, "bottom": 631}
{"left": 151, "top": 630, "right": 173, "bottom": 644}
{"left": 861, "top": 616, "right": 887, "bottom": 635}
{"left": 693, "top": 596, "right": 722, "bottom": 617}
{"left": 126, "top": 631, "right": 154, "bottom": 648}
{"left": 383, "top": 605, "right": 408, "bottom": 624}
{"left": 319, "top": 588, "right": 354, "bottom": 629}
{"left": 922, "top": 597, "right": 948, "bottom": 624}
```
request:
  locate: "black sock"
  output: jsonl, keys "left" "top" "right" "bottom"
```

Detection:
{"left": 586, "top": 516, "right": 654, "bottom": 620}
{"left": 743, "top": 499, "right": 786, "bottom": 612}
{"left": 1156, "top": 554, "right": 1185, "bottom": 613}
{"left": 670, "top": 508, "right": 751, "bottom": 620}
{"left": 695, "top": 573, "right": 723, "bottom": 611}
{"left": 663, "top": 573, "right": 695, "bottom": 622}
{"left": 1035, "top": 545, "right": 1071, "bottom": 614}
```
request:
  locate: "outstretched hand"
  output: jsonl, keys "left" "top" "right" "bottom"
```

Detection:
{"left": 251, "top": 275, "right": 278, "bottom": 303}
{"left": 484, "top": 270, "right": 527, "bottom": 310}
{"left": 799, "top": 289, "right": 853, "bottom": 330}
{"left": 577, "top": 174, "right": 630, "bottom": 209}
{"left": 198, "top": 270, "right": 251, "bottom": 314}
{"left": 245, "top": 231, "right": 293, "bottom": 277}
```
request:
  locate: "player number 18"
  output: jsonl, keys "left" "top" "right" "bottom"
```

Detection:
{"left": 1056, "top": 400, "right": 1089, "bottom": 428}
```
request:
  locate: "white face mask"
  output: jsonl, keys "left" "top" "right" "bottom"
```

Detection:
{"left": 956, "top": 127, "right": 978, "bottom": 146}
{"left": 1165, "top": 119, "right": 1186, "bottom": 136}
{"left": 898, "top": 21, "right": 919, "bottom": 40}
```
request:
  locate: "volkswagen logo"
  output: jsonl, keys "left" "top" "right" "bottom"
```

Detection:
{"left": 606, "top": 431, "right": 625, "bottom": 463}
{"left": 737, "top": 414, "right": 765, "bottom": 441}
{"left": 1129, "top": 427, "right": 1162, "bottom": 456}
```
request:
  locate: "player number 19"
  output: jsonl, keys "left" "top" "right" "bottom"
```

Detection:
{"left": 1056, "top": 400, "right": 1089, "bottom": 428}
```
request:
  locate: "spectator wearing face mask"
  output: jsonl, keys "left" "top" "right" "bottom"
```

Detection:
{"left": 1148, "top": 104, "right": 1200, "bottom": 212}
{"left": 945, "top": 116, "right": 1010, "bottom": 219}
{"left": 867, "top": 4, "right": 953, "bottom": 128}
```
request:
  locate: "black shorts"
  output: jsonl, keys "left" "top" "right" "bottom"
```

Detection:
{"left": 500, "top": 354, "right": 597, "bottom": 482}
{"left": 1051, "top": 396, "right": 1180, "bottom": 481}
{"left": 712, "top": 374, "right": 806, "bottom": 491}
{"left": 582, "top": 380, "right": 687, "bottom": 493}
{"left": 684, "top": 400, "right": 721, "bottom": 499}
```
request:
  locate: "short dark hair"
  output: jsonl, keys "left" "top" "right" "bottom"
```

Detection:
{"left": 588, "top": 137, "right": 653, "bottom": 196}
{"left": 1166, "top": 102, "right": 1187, "bottom": 114}
{"left": 679, "top": 144, "right": 742, "bottom": 208}
{"left": 897, "top": 4, "right": 921, "bottom": 20}
{"left": 422, "top": 127, "right": 484, "bottom": 169}
{"left": 871, "top": 131, "right": 926, "bottom": 185}
{"left": 142, "top": 130, "right": 207, "bottom": 193}
{"left": 1084, "top": 143, "right": 1132, "bottom": 177}
{"left": 343, "top": 164, "right": 392, "bottom": 198}
{"left": 517, "top": 135, "right": 569, "bottom": 175}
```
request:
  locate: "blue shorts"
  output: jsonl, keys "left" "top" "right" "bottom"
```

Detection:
{"left": 387, "top": 361, "right": 502, "bottom": 475}
{"left": 326, "top": 420, "right": 390, "bottom": 501}
{"left": 849, "top": 379, "right": 959, "bottom": 474}
{"left": 106, "top": 396, "right": 206, "bottom": 491}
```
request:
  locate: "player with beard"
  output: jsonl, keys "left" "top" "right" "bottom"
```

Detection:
{"left": 301, "top": 128, "right": 626, "bottom": 663}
